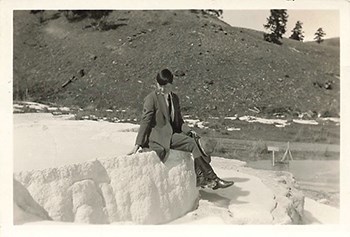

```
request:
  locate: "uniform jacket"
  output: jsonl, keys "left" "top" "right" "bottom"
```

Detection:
{"left": 135, "top": 90, "right": 192, "bottom": 153}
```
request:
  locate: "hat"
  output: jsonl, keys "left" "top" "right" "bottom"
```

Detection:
{"left": 156, "top": 69, "right": 173, "bottom": 85}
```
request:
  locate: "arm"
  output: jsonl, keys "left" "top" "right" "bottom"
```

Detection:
{"left": 181, "top": 121, "right": 192, "bottom": 135}
{"left": 135, "top": 93, "right": 155, "bottom": 147}
{"left": 128, "top": 94, "right": 154, "bottom": 155}
{"left": 127, "top": 144, "right": 141, "bottom": 155}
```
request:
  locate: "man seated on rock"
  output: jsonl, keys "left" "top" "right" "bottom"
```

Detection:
{"left": 129, "top": 68, "right": 234, "bottom": 190}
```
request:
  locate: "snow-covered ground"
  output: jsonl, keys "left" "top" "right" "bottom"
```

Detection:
{"left": 11, "top": 113, "right": 340, "bottom": 225}
{"left": 14, "top": 113, "right": 139, "bottom": 172}
{"left": 13, "top": 102, "right": 340, "bottom": 132}
{"left": 185, "top": 114, "right": 339, "bottom": 130}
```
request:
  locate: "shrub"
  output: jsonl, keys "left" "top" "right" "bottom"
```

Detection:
{"left": 61, "top": 10, "right": 114, "bottom": 31}
{"left": 214, "top": 141, "right": 228, "bottom": 155}
{"left": 249, "top": 140, "right": 268, "bottom": 159}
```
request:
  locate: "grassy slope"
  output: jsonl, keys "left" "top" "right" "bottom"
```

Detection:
{"left": 13, "top": 10, "right": 340, "bottom": 119}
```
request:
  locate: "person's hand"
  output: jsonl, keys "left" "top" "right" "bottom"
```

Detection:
{"left": 127, "top": 145, "right": 141, "bottom": 155}
{"left": 188, "top": 130, "right": 199, "bottom": 138}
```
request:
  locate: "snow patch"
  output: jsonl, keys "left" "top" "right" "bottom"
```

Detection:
{"left": 319, "top": 117, "right": 340, "bottom": 123}
{"left": 224, "top": 116, "right": 238, "bottom": 120}
{"left": 239, "top": 115, "right": 291, "bottom": 128}
{"left": 227, "top": 127, "right": 241, "bottom": 131}
{"left": 293, "top": 119, "right": 318, "bottom": 125}
{"left": 47, "top": 107, "right": 58, "bottom": 111}
{"left": 23, "top": 102, "right": 50, "bottom": 110}
{"left": 60, "top": 107, "right": 70, "bottom": 112}
{"left": 184, "top": 119, "right": 207, "bottom": 129}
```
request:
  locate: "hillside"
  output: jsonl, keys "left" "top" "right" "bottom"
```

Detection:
{"left": 306, "top": 37, "right": 340, "bottom": 47}
{"left": 13, "top": 10, "right": 340, "bottom": 119}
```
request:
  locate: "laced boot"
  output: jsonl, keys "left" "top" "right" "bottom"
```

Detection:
{"left": 211, "top": 177, "right": 234, "bottom": 190}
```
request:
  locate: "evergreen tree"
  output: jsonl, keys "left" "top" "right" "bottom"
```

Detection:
{"left": 30, "top": 10, "right": 45, "bottom": 23}
{"left": 314, "top": 27, "right": 326, "bottom": 44}
{"left": 61, "top": 10, "right": 113, "bottom": 31}
{"left": 263, "top": 10, "right": 289, "bottom": 45}
{"left": 202, "top": 10, "right": 223, "bottom": 18}
{"left": 289, "top": 21, "right": 304, "bottom": 41}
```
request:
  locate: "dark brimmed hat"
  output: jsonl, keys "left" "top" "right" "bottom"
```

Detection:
{"left": 156, "top": 69, "right": 173, "bottom": 85}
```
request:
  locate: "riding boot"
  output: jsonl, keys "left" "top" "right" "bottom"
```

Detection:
{"left": 195, "top": 156, "right": 234, "bottom": 190}
{"left": 194, "top": 157, "right": 217, "bottom": 188}
{"left": 194, "top": 159, "right": 206, "bottom": 187}
{"left": 195, "top": 156, "right": 217, "bottom": 178}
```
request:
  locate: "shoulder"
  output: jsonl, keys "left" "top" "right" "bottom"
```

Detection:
{"left": 143, "top": 90, "right": 157, "bottom": 104}
{"left": 145, "top": 90, "right": 156, "bottom": 99}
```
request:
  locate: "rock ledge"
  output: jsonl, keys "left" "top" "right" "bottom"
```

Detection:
{"left": 14, "top": 150, "right": 198, "bottom": 224}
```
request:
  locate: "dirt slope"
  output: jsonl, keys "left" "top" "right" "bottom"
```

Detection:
{"left": 13, "top": 10, "right": 340, "bottom": 118}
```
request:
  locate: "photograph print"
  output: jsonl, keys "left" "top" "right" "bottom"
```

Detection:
{"left": 12, "top": 8, "right": 341, "bottom": 225}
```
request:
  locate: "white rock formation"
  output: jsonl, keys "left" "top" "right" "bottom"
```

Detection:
{"left": 203, "top": 157, "right": 304, "bottom": 224}
{"left": 232, "top": 165, "right": 305, "bottom": 224}
{"left": 14, "top": 150, "right": 198, "bottom": 224}
{"left": 170, "top": 157, "right": 305, "bottom": 225}
{"left": 270, "top": 172, "right": 305, "bottom": 224}
{"left": 13, "top": 179, "right": 52, "bottom": 224}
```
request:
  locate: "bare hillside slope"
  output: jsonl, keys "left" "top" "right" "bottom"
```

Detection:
{"left": 13, "top": 10, "right": 340, "bottom": 118}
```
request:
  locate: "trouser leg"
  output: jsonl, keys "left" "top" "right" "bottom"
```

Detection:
{"left": 194, "top": 156, "right": 217, "bottom": 179}
{"left": 170, "top": 133, "right": 234, "bottom": 189}
{"left": 170, "top": 133, "right": 217, "bottom": 179}
{"left": 149, "top": 142, "right": 167, "bottom": 162}
{"left": 170, "top": 133, "right": 202, "bottom": 158}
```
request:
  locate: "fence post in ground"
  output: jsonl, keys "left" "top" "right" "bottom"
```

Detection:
{"left": 268, "top": 146, "right": 279, "bottom": 167}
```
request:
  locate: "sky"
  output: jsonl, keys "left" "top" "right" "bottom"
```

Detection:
{"left": 222, "top": 10, "right": 339, "bottom": 42}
